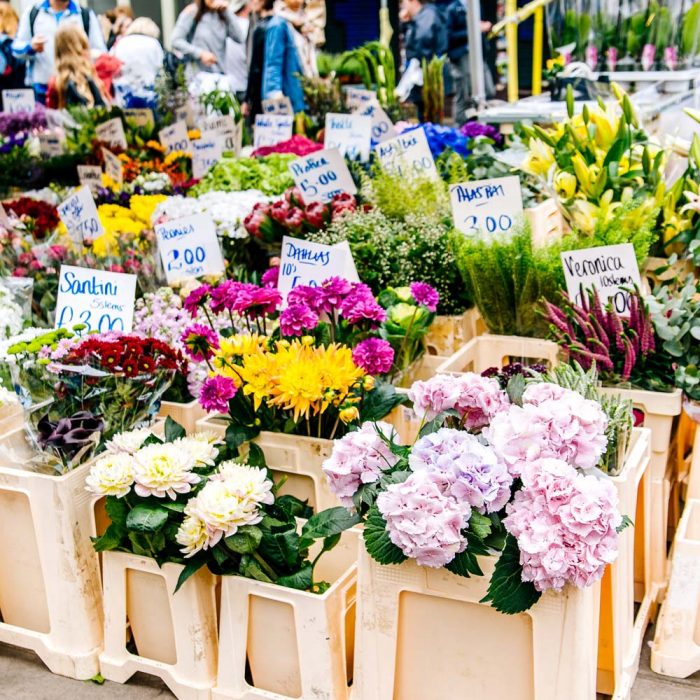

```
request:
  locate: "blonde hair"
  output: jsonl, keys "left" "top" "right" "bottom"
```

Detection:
{"left": 0, "top": 4, "right": 19, "bottom": 37}
{"left": 125, "top": 17, "right": 160, "bottom": 39}
{"left": 54, "top": 24, "right": 101, "bottom": 109}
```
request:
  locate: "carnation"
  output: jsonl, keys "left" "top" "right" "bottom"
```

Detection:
{"left": 323, "top": 421, "right": 400, "bottom": 507}
{"left": 133, "top": 443, "right": 200, "bottom": 499}
{"left": 85, "top": 453, "right": 135, "bottom": 497}
{"left": 377, "top": 470, "right": 467, "bottom": 568}
{"left": 503, "top": 458, "right": 621, "bottom": 591}
{"left": 409, "top": 428, "right": 511, "bottom": 516}
{"left": 105, "top": 427, "right": 152, "bottom": 455}
{"left": 352, "top": 338, "right": 394, "bottom": 375}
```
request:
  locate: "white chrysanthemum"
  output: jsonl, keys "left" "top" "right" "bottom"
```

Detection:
{"left": 106, "top": 427, "right": 153, "bottom": 455}
{"left": 133, "top": 443, "right": 199, "bottom": 499}
{"left": 190, "top": 463, "right": 274, "bottom": 545}
{"left": 176, "top": 508, "right": 209, "bottom": 558}
{"left": 85, "top": 453, "right": 135, "bottom": 497}
{"left": 173, "top": 435, "right": 219, "bottom": 466}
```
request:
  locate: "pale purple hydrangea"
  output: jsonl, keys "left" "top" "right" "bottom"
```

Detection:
{"left": 408, "top": 372, "right": 510, "bottom": 428}
{"left": 377, "top": 470, "right": 467, "bottom": 568}
{"left": 408, "top": 428, "right": 512, "bottom": 516}
{"left": 503, "top": 458, "right": 621, "bottom": 591}
{"left": 322, "top": 421, "right": 400, "bottom": 507}
{"left": 352, "top": 338, "right": 395, "bottom": 375}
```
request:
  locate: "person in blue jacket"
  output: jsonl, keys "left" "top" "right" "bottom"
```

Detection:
{"left": 262, "top": 0, "right": 316, "bottom": 114}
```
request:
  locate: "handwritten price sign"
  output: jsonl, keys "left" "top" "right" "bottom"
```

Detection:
{"left": 324, "top": 113, "right": 372, "bottom": 162}
{"left": 253, "top": 114, "right": 294, "bottom": 149}
{"left": 201, "top": 114, "right": 241, "bottom": 154}
{"left": 95, "top": 117, "right": 127, "bottom": 150}
{"left": 375, "top": 127, "right": 439, "bottom": 180}
{"left": 57, "top": 186, "right": 104, "bottom": 244}
{"left": 288, "top": 148, "right": 356, "bottom": 204}
{"left": 449, "top": 176, "right": 523, "bottom": 238}
{"left": 192, "top": 136, "right": 224, "bottom": 180}
{"left": 55, "top": 265, "right": 136, "bottom": 332}
{"left": 155, "top": 213, "right": 225, "bottom": 284}
{"left": 159, "top": 121, "right": 190, "bottom": 155}
{"left": 2, "top": 89, "right": 35, "bottom": 114}
{"left": 356, "top": 101, "right": 396, "bottom": 144}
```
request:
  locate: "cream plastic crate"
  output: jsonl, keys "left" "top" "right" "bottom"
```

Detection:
{"left": 597, "top": 428, "right": 653, "bottom": 699}
{"left": 213, "top": 528, "right": 359, "bottom": 700}
{"left": 599, "top": 386, "right": 683, "bottom": 605}
{"left": 99, "top": 550, "right": 218, "bottom": 700}
{"left": 424, "top": 307, "right": 485, "bottom": 357}
{"left": 0, "top": 428, "right": 103, "bottom": 679}
{"left": 524, "top": 198, "right": 565, "bottom": 248}
{"left": 436, "top": 334, "right": 560, "bottom": 375}
{"left": 158, "top": 399, "right": 208, "bottom": 435}
{"left": 651, "top": 499, "right": 700, "bottom": 678}
{"left": 352, "top": 548, "right": 600, "bottom": 700}
{"left": 195, "top": 418, "right": 338, "bottom": 511}
{"left": 0, "top": 401, "right": 23, "bottom": 436}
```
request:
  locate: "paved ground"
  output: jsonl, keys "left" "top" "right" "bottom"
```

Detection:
{"left": 1, "top": 622, "right": 699, "bottom": 699}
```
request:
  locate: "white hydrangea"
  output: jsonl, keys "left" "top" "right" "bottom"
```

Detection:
{"left": 133, "top": 443, "right": 200, "bottom": 499}
{"left": 85, "top": 453, "right": 135, "bottom": 498}
{"left": 105, "top": 427, "right": 153, "bottom": 455}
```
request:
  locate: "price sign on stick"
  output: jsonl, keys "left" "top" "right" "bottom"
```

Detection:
{"left": 345, "top": 87, "right": 376, "bottom": 110}
{"left": 262, "top": 95, "right": 293, "bottom": 115}
{"left": 449, "top": 176, "right": 524, "bottom": 238}
{"left": 2, "top": 89, "right": 35, "bottom": 114}
{"left": 155, "top": 214, "right": 225, "bottom": 284}
{"left": 102, "top": 148, "right": 123, "bottom": 185}
{"left": 124, "top": 108, "right": 155, "bottom": 129}
{"left": 55, "top": 265, "right": 136, "bottom": 332}
{"left": 95, "top": 117, "right": 127, "bottom": 149}
{"left": 192, "top": 136, "right": 224, "bottom": 179}
{"left": 38, "top": 131, "right": 65, "bottom": 157}
{"left": 253, "top": 114, "right": 294, "bottom": 148}
{"left": 159, "top": 121, "right": 190, "bottom": 155}
{"left": 201, "top": 114, "right": 241, "bottom": 154}
{"left": 77, "top": 165, "right": 102, "bottom": 192}
{"left": 356, "top": 101, "right": 396, "bottom": 144}
{"left": 57, "top": 186, "right": 104, "bottom": 244}
{"left": 375, "top": 127, "right": 439, "bottom": 180}
{"left": 561, "top": 243, "right": 642, "bottom": 315}
{"left": 288, "top": 148, "right": 357, "bottom": 204}
{"left": 278, "top": 236, "right": 359, "bottom": 297}
{"left": 324, "top": 113, "right": 372, "bottom": 162}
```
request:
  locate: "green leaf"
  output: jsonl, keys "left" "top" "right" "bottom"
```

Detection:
{"left": 566, "top": 84, "right": 574, "bottom": 118}
{"left": 127, "top": 532, "right": 151, "bottom": 556}
{"left": 469, "top": 512, "right": 493, "bottom": 540}
{"left": 362, "top": 380, "right": 406, "bottom": 422}
{"left": 446, "top": 548, "right": 483, "bottom": 577}
{"left": 299, "top": 506, "right": 361, "bottom": 550}
{"left": 174, "top": 558, "right": 206, "bottom": 593}
{"left": 105, "top": 496, "right": 128, "bottom": 531}
{"left": 276, "top": 494, "right": 313, "bottom": 520}
{"left": 225, "top": 423, "right": 260, "bottom": 451}
{"left": 240, "top": 554, "right": 274, "bottom": 583}
{"left": 481, "top": 534, "right": 541, "bottom": 614}
{"left": 164, "top": 416, "right": 186, "bottom": 442}
{"left": 259, "top": 528, "right": 300, "bottom": 569}
{"left": 89, "top": 673, "right": 105, "bottom": 685}
{"left": 212, "top": 545, "right": 230, "bottom": 566}
{"left": 224, "top": 525, "right": 263, "bottom": 554}
{"left": 246, "top": 442, "right": 267, "bottom": 468}
{"left": 506, "top": 374, "right": 526, "bottom": 406}
{"left": 91, "top": 523, "right": 124, "bottom": 552}
{"left": 161, "top": 501, "right": 186, "bottom": 513}
{"left": 617, "top": 514, "right": 634, "bottom": 533}
{"left": 126, "top": 503, "right": 169, "bottom": 533}
{"left": 276, "top": 564, "right": 313, "bottom": 590}
{"left": 363, "top": 505, "right": 407, "bottom": 565}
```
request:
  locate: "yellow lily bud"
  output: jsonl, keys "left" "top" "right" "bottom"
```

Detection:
{"left": 339, "top": 406, "right": 360, "bottom": 423}
{"left": 554, "top": 171, "right": 577, "bottom": 199}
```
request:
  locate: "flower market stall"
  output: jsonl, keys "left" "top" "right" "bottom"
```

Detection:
{"left": 2, "top": 29, "right": 700, "bottom": 700}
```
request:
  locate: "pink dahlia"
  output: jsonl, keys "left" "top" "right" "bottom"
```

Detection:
{"left": 352, "top": 338, "right": 394, "bottom": 375}
{"left": 180, "top": 324, "right": 219, "bottom": 363}
{"left": 199, "top": 375, "right": 237, "bottom": 413}
{"left": 410, "top": 282, "right": 439, "bottom": 312}
{"left": 280, "top": 304, "right": 320, "bottom": 336}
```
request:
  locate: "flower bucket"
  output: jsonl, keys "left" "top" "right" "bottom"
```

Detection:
{"left": 424, "top": 307, "right": 485, "bottom": 357}
{"left": 599, "top": 386, "right": 683, "bottom": 606}
{"left": 651, "top": 498, "right": 700, "bottom": 679}
{"left": 0, "top": 401, "right": 23, "bottom": 437}
{"left": 195, "top": 417, "right": 339, "bottom": 511}
{"left": 436, "top": 335, "right": 560, "bottom": 375}
{"left": 597, "top": 428, "right": 652, "bottom": 698}
{"left": 524, "top": 198, "right": 565, "bottom": 248}
{"left": 213, "top": 528, "right": 359, "bottom": 700}
{"left": 158, "top": 399, "right": 208, "bottom": 435}
{"left": 0, "top": 427, "right": 102, "bottom": 680}
{"left": 352, "top": 548, "right": 600, "bottom": 700}
{"left": 99, "top": 550, "right": 218, "bottom": 700}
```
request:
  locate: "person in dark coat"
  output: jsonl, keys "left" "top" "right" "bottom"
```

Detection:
{"left": 245, "top": 0, "right": 274, "bottom": 119}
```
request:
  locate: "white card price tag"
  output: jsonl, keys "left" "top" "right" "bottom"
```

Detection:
{"left": 2, "top": 89, "right": 35, "bottom": 114}
{"left": 324, "top": 113, "right": 372, "bottom": 162}
{"left": 375, "top": 127, "right": 439, "bottom": 180}
{"left": 95, "top": 117, "right": 127, "bottom": 150}
{"left": 159, "top": 121, "right": 191, "bottom": 155}
{"left": 288, "top": 148, "right": 356, "bottom": 204}
{"left": 253, "top": 114, "right": 294, "bottom": 149}
{"left": 57, "top": 186, "right": 104, "bottom": 244}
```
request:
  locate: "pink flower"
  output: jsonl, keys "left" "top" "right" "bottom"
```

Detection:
{"left": 323, "top": 421, "right": 399, "bottom": 506}
{"left": 284, "top": 207, "right": 305, "bottom": 230}
{"left": 410, "top": 282, "right": 439, "bottom": 312}
{"left": 377, "top": 470, "right": 467, "bottom": 568}
{"left": 180, "top": 323, "right": 219, "bottom": 362}
{"left": 339, "top": 287, "right": 386, "bottom": 325}
{"left": 331, "top": 192, "right": 357, "bottom": 217}
{"left": 261, "top": 266, "right": 279, "bottom": 287}
{"left": 270, "top": 200, "right": 290, "bottom": 223}
{"left": 199, "top": 375, "right": 237, "bottom": 414}
{"left": 280, "top": 304, "right": 319, "bottom": 336}
{"left": 183, "top": 285, "right": 211, "bottom": 316}
{"left": 305, "top": 201, "right": 329, "bottom": 228}
{"left": 238, "top": 287, "right": 282, "bottom": 317}
{"left": 352, "top": 338, "right": 394, "bottom": 375}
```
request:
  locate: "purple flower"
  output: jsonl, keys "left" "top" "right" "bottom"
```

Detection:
{"left": 237, "top": 287, "right": 282, "bottom": 317}
{"left": 261, "top": 267, "right": 279, "bottom": 287}
{"left": 199, "top": 375, "right": 237, "bottom": 414}
{"left": 210, "top": 280, "right": 247, "bottom": 314}
{"left": 410, "top": 282, "right": 439, "bottom": 313}
{"left": 459, "top": 121, "right": 504, "bottom": 147}
{"left": 352, "top": 338, "right": 395, "bottom": 375}
{"left": 280, "top": 304, "right": 319, "bottom": 336}
{"left": 180, "top": 324, "right": 219, "bottom": 363}
{"left": 339, "top": 286, "right": 387, "bottom": 326}
{"left": 183, "top": 285, "right": 211, "bottom": 317}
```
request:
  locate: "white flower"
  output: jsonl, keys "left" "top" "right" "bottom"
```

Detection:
{"left": 85, "top": 453, "right": 135, "bottom": 497}
{"left": 106, "top": 427, "right": 153, "bottom": 455}
{"left": 176, "top": 509, "right": 209, "bottom": 557}
{"left": 0, "top": 386, "right": 18, "bottom": 406}
{"left": 173, "top": 435, "right": 219, "bottom": 466}
{"left": 133, "top": 443, "right": 200, "bottom": 499}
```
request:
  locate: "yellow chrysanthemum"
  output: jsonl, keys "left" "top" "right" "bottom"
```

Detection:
{"left": 164, "top": 150, "right": 191, "bottom": 165}
{"left": 129, "top": 194, "right": 167, "bottom": 225}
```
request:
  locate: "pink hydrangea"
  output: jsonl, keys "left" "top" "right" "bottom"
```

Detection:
{"left": 503, "top": 458, "right": 621, "bottom": 592}
{"left": 408, "top": 372, "right": 510, "bottom": 428}
{"left": 485, "top": 386, "right": 608, "bottom": 475}
{"left": 377, "top": 470, "right": 467, "bottom": 568}
{"left": 409, "top": 428, "right": 512, "bottom": 516}
{"left": 352, "top": 338, "right": 395, "bottom": 375}
{"left": 322, "top": 421, "right": 399, "bottom": 507}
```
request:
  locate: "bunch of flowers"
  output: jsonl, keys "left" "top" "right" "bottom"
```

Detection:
{"left": 0, "top": 282, "right": 24, "bottom": 340}
{"left": 5, "top": 197, "right": 59, "bottom": 240}
{"left": 544, "top": 287, "right": 675, "bottom": 392}
{"left": 0, "top": 107, "right": 47, "bottom": 137}
{"left": 89, "top": 418, "right": 360, "bottom": 592}
{"left": 252, "top": 135, "right": 324, "bottom": 158}
{"left": 324, "top": 370, "right": 624, "bottom": 613}
{"left": 8, "top": 329, "right": 185, "bottom": 472}
{"left": 399, "top": 123, "right": 469, "bottom": 159}
{"left": 460, "top": 121, "right": 504, "bottom": 148}
{"left": 243, "top": 188, "right": 357, "bottom": 249}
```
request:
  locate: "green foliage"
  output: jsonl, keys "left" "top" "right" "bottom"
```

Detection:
{"left": 199, "top": 89, "right": 241, "bottom": 121}
{"left": 363, "top": 505, "right": 407, "bottom": 565}
{"left": 682, "top": 2, "right": 700, "bottom": 56}
{"left": 422, "top": 56, "right": 445, "bottom": 125}
{"left": 337, "top": 42, "right": 397, "bottom": 109}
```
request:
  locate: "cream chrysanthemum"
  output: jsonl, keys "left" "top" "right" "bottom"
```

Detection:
{"left": 176, "top": 509, "right": 209, "bottom": 558}
{"left": 173, "top": 436, "right": 219, "bottom": 466}
{"left": 85, "top": 453, "right": 135, "bottom": 498}
{"left": 133, "top": 443, "right": 199, "bottom": 499}
{"left": 106, "top": 427, "right": 153, "bottom": 455}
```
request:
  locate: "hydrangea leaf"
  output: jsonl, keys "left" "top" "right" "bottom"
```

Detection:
{"left": 363, "top": 504, "right": 407, "bottom": 565}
